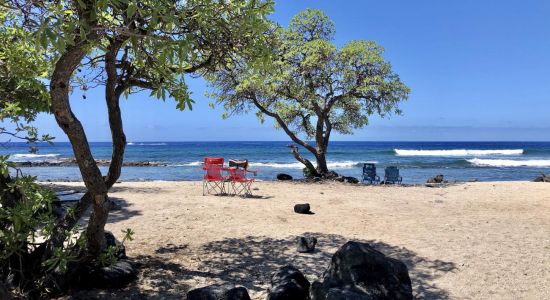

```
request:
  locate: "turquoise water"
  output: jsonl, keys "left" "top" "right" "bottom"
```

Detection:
{"left": 3, "top": 141, "right": 550, "bottom": 183}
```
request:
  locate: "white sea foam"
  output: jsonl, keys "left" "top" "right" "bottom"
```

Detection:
{"left": 127, "top": 142, "right": 167, "bottom": 146}
{"left": 467, "top": 158, "right": 550, "bottom": 167}
{"left": 175, "top": 160, "right": 368, "bottom": 169}
{"left": 251, "top": 161, "right": 364, "bottom": 169}
{"left": 172, "top": 161, "right": 202, "bottom": 167}
{"left": 10, "top": 153, "right": 60, "bottom": 161}
{"left": 394, "top": 149, "right": 523, "bottom": 156}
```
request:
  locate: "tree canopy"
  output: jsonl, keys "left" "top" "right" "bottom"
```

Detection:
{"left": 209, "top": 9, "right": 410, "bottom": 176}
{"left": 0, "top": 10, "right": 52, "bottom": 146}
{"left": 0, "top": 1, "right": 275, "bottom": 295}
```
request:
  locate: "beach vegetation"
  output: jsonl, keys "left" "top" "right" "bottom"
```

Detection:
{"left": 1, "top": 0, "right": 273, "bottom": 295}
{"left": 210, "top": 9, "right": 410, "bottom": 177}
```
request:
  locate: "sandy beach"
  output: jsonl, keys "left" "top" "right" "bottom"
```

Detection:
{"left": 50, "top": 180, "right": 550, "bottom": 299}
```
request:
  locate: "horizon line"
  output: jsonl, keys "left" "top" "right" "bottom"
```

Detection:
{"left": 7, "top": 140, "right": 550, "bottom": 143}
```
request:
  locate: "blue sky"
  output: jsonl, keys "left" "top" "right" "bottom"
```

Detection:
{"left": 11, "top": 0, "right": 550, "bottom": 141}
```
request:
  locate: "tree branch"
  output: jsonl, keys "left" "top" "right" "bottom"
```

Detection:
{"left": 248, "top": 93, "right": 317, "bottom": 154}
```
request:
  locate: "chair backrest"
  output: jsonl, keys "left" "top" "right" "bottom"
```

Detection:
{"left": 203, "top": 157, "right": 224, "bottom": 180}
{"left": 204, "top": 157, "right": 224, "bottom": 165}
{"left": 363, "top": 163, "right": 377, "bottom": 178}
{"left": 229, "top": 159, "right": 248, "bottom": 169}
{"left": 228, "top": 167, "right": 247, "bottom": 181}
{"left": 385, "top": 166, "right": 400, "bottom": 179}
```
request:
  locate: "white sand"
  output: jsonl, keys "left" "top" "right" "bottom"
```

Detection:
{"left": 51, "top": 181, "right": 550, "bottom": 299}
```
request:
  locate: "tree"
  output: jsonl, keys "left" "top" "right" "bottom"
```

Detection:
{"left": 3, "top": 0, "right": 273, "bottom": 260}
{"left": 209, "top": 9, "right": 410, "bottom": 177}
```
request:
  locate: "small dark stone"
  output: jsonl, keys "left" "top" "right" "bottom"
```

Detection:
{"left": 296, "top": 236, "right": 317, "bottom": 253}
{"left": 427, "top": 174, "right": 445, "bottom": 184}
{"left": 268, "top": 265, "right": 310, "bottom": 300}
{"left": 310, "top": 241, "right": 412, "bottom": 300}
{"left": 294, "top": 203, "right": 311, "bottom": 214}
{"left": 187, "top": 284, "right": 251, "bottom": 300}
{"left": 277, "top": 173, "right": 293, "bottom": 181}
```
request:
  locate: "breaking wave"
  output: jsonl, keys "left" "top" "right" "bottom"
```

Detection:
{"left": 128, "top": 142, "right": 168, "bottom": 146}
{"left": 467, "top": 158, "right": 550, "bottom": 167}
{"left": 394, "top": 149, "right": 523, "bottom": 156}
{"left": 174, "top": 160, "right": 370, "bottom": 169}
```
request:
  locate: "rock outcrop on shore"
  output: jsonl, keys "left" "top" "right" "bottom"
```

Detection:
{"left": 14, "top": 159, "right": 167, "bottom": 167}
{"left": 533, "top": 173, "right": 549, "bottom": 182}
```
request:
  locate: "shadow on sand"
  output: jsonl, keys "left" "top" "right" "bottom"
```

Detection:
{"left": 72, "top": 233, "right": 456, "bottom": 299}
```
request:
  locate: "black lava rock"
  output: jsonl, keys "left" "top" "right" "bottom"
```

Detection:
{"left": 533, "top": 173, "right": 549, "bottom": 182}
{"left": 104, "top": 231, "right": 126, "bottom": 259}
{"left": 342, "top": 176, "right": 359, "bottom": 184}
{"left": 294, "top": 203, "right": 311, "bottom": 214}
{"left": 310, "top": 241, "right": 412, "bottom": 300}
{"left": 277, "top": 173, "right": 293, "bottom": 181}
{"left": 296, "top": 236, "right": 317, "bottom": 253}
{"left": 427, "top": 175, "right": 445, "bottom": 184}
{"left": 74, "top": 259, "right": 137, "bottom": 289}
{"left": 268, "top": 265, "right": 310, "bottom": 300}
{"left": 187, "top": 284, "right": 251, "bottom": 300}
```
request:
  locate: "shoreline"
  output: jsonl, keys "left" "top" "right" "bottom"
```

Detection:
{"left": 40, "top": 179, "right": 540, "bottom": 185}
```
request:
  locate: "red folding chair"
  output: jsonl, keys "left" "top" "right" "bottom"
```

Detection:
{"left": 202, "top": 157, "right": 227, "bottom": 195}
{"left": 227, "top": 165, "right": 256, "bottom": 197}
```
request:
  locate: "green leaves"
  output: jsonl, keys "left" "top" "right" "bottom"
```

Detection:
{"left": 209, "top": 8, "right": 410, "bottom": 157}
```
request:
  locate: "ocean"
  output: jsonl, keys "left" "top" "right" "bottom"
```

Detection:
{"left": 3, "top": 141, "right": 550, "bottom": 183}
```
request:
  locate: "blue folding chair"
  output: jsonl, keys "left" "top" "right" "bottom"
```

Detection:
{"left": 384, "top": 166, "right": 402, "bottom": 184}
{"left": 362, "top": 163, "right": 380, "bottom": 184}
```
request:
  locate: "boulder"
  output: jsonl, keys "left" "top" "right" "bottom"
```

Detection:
{"left": 427, "top": 175, "right": 445, "bottom": 184}
{"left": 187, "top": 284, "right": 251, "bottom": 300}
{"left": 294, "top": 203, "right": 311, "bottom": 214}
{"left": 323, "top": 171, "right": 339, "bottom": 179}
{"left": 96, "top": 260, "right": 137, "bottom": 288}
{"left": 104, "top": 231, "right": 127, "bottom": 259}
{"left": 267, "top": 265, "right": 310, "bottom": 300}
{"left": 277, "top": 173, "right": 294, "bottom": 181}
{"left": 296, "top": 236, "right": 317, "bottom": 253}
{"left": 310, "top": 241, "right": 412, "bottom": 300}
{"left": 74, "top": 259, "right": 137, "bottom": 289}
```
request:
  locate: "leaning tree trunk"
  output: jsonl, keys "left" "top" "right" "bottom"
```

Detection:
{"left": 50, "top": 42, "right": 109, "bottom": 257}
{"left": 288, "top": 145, "right": 320, "bottom": 177}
